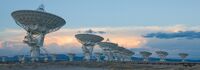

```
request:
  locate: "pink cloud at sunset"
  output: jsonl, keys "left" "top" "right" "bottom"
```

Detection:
{"left": 0, "top": 24, "right": 199, "bottom": 49}
{"left": 1, "top": 25, "right": 200, "bottom": 58}
{"left": 43, "top": 27, "right": 149, "bottom": 48}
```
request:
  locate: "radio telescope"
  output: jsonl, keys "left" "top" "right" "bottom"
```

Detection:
{"left": 178, "top": 53, "right": 189, "bottom": 62}
{"left": 1, "top": 56, "right": 7, "bottom": 62}
{"left": 75, "top": 30, "right": 104, "bottom": 61}
{"left": 68, "top": 53, "right": 76, "bottom": 61}
{"left": 140, "top": 51, "right": 152, "bottom": 62}
{"left": 18, "top": 55, "right": 26, "bottom": 63}
{"left": 18, "top": 55, "right": 23, "bottom": 62}
{"left": 11, "top": 4, "right": 66, "bottom": 61}
{"left": 113, "top": 47, "right": 126, "bottom": 61}
{"left": 111, "top": 48, "right": 121, "bottom": 61}
{"left": 51, "top": 54, "right": 57, "bottom": 62}
{"left": 94, "top": 52, "right": 102, "bottom": 62}
{"left": 97, "top": 41, "right": 118, "bottom": 61}
{"left": 125, "top": 50, "right": 135, "bottom": 61}
{"left": 114, "top": 47, "right": 131, "bottom": 61}
{"left": 155, "top": 51, "right": 168, "bottom": 62}
{"left": 113, "top": 47, "right": 125, "bottom": 61}
{"left": 44, "top": 55, "right": 49, "bottom": 62}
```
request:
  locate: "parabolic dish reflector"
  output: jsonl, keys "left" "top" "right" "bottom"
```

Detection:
{"left": 98, "top": 42, "right": 118, "bottom": 49}
{"left": 117, "top": 47, "right": 134, "bottom": 55}
{"left": 75, "top": 34, "right": 104, "bottom": 44}
{"left": 11, "top": 10, "right": 66, "bottom": 33}
{"left": 117, "top": 47, "right": 126, "bottom": 51}
{"left": 126, "top": 50, "right": 135, "bottom": 55}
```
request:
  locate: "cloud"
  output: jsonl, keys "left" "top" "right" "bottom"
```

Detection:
{"left": 141, "top": 38, "right": 200, "bottom": 59}
{"left": 1, "top": 25, "right": 200, "bottom": 59}
{"left": 0, "top": 41, "right": 30, "bottom": 56}
{"left": 1, "top": 25, "right": 199, "bottom": 48}
{"left": 144, "top": 31, "right": 200, "bottom": 39}
{"left": 0, "top": 27, "right": 148, "bottom": 56}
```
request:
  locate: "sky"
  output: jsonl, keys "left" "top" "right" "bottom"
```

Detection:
{"left": 1, "top": 0, "right": 200, "bottom": 59}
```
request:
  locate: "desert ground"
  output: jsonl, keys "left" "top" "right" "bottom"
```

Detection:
{"left": 0, "top": 62, "right": 200, "bottom": 70}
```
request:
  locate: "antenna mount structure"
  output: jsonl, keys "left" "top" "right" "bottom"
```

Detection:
{"left": 75, "top": 29, "right": 104, "bottom": 61}
{"left": 12, "top": 4, "right": 66, "bottom": 62}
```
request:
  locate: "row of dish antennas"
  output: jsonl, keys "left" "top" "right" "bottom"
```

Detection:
{"left": 0, "top": 53, "right": 76, "bottom": 63}
{"left": 17, "top": 54, "right": 59, "bottom": 63}
{"left": 77, "top": 29, "right": 106, "bottom": 34}
{"left": 139, "top": 51, "right": 189, "bottom": 62}
{"left": 93, "top": 50, "right": 189, "bottom": 62}
{"left": 76, "top": 29, "right": 189, "bottom": 62}
{"left": 0, "top": 52, "right": 189, "bottom": 63}
{"left": 92, "top": 51, "right": 189, "bottom": 62}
